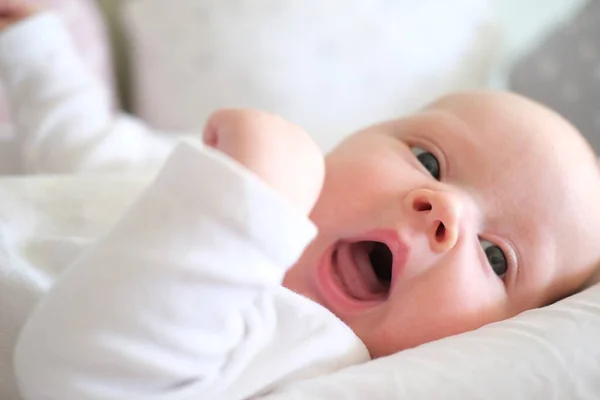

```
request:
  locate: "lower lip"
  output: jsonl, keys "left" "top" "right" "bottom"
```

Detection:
{"left": 315, "top": 243, "right": 386, "bottom": 315}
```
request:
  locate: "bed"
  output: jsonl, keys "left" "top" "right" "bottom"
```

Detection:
{"left": 0, "top": 1, "right": 599, "bottom": 399}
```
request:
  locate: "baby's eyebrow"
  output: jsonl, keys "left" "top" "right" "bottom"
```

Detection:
{"left": 422, "top": 109, "right": 474, "bottom": 138}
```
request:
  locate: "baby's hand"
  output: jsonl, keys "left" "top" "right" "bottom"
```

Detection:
{"left": 204, "top": 109, "right": 325, "bottom": 216}
{"left": 0, "top": 1, "right": 36, "bottom": 31}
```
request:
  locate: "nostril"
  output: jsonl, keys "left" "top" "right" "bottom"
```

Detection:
{"left": 414, "top": 198, "right": 432, "bottom": 212}
{"left": 435, "top": 221, "right": 446, "bottom": 241}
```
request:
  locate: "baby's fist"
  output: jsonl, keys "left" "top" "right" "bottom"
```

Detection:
{"left": 204, "top": 109, "right": 325, "bottom": 216}
{"left": 0, "top": 1, "right": 36, "bottom": 31}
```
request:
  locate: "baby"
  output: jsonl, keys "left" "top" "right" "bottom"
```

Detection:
{"left": 2, "top": 3, "right": 600, "bottom": 400}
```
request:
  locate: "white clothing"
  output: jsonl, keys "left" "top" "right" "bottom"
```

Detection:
{"left": 0, "top": 13, "right": 369, "bottom": 400}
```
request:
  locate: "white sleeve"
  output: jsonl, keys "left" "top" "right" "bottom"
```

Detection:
{"left": 0, "top": 13, "right": 176, "bottom": 174}
{"left": 14, "top": 141, "right": 318, "bottom": 400}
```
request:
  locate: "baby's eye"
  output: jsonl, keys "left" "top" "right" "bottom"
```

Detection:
{"left": 481, "top": 240, "right": 508, "bottom": 278}
{"left": 411, "top": 146, "right": 440, "bottom": 180}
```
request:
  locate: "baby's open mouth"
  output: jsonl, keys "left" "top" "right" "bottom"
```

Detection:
{"left": 332, "top": 240, "right": 393, "bottom": 302}
{"left": 317, "top": 232, "right": 409, "bottom": 314}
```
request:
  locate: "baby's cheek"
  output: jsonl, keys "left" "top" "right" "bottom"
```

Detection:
{"left": 403, "top": 267, "right": 504, "bottom": 340}
{"left": 284, "top": 239, "right": 329, "bottom": 305}
{"left": 426, "top": 277, "right": 508, "bottom": 335}
{"left": 311, "top": 179, "right": 390, "bottom": 235}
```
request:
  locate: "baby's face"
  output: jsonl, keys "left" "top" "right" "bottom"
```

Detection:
{"left": 284, "top": 91, "right": 600, "bottom": 358}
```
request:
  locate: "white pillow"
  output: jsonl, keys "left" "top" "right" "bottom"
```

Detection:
{"left": 264, "top": 283, "right": 600, "bottom": 399}
{"left": 123, "top": 0, "right": 499, "bottom": 151}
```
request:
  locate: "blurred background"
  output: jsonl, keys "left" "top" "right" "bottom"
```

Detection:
{"left": 0, "top": 0, "right": 597, "bottom": 174}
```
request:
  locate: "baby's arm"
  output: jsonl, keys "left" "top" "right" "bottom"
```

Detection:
{"left": 0, "top": 8, "right": 175, "bottom": 173}
{"left": 14, "top": 141, "right": 319, "bottom": 400}
{"left": 15, "top": 111, "right": 328, "bottom": 399}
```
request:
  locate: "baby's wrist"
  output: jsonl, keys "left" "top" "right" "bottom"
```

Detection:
{"left": 0, "top": 3, "right": 39, "bottom": 32}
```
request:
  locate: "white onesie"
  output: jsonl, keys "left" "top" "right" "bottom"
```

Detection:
{"left": 0, "top": 13, "right": 369, "bottom": 400}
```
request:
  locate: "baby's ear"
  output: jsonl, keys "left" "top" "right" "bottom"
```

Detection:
{"left": 586, "top": 266, "right": 600, "bottom": 288}
{"left": 586, "top": 158, "right": 600, "bottom": 289}
{"left": 577, "top": 157, "right": 600, "bottom": 290}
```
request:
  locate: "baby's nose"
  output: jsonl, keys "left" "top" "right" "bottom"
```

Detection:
{"left": 405, "top": 188, "right": 463, "bottom": 253}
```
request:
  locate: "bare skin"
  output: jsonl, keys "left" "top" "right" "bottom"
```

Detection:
{"left": 284, "top": 92, "right": 600, "bottom": 357}
{"left": 0, "top": 0, "right": 35, "bottom": 30}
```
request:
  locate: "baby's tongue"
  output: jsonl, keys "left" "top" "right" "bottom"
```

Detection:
{"left": 336, "top": 242, "right": 386, "bottom": 300}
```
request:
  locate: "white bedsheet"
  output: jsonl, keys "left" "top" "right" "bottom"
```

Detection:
{"left": 264, "top": 284, "right": 600, "bottom": 399}
{"left": 0, "top": 174, "right": 148, "bottom": 400}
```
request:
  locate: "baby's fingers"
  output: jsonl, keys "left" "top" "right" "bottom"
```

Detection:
{"left": 0, "top": 0, "right": 37, "bottom": 30}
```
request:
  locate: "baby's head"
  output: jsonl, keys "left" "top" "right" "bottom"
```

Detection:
{"left": 284, "top": 91, "right": 600, "bottom": 358}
